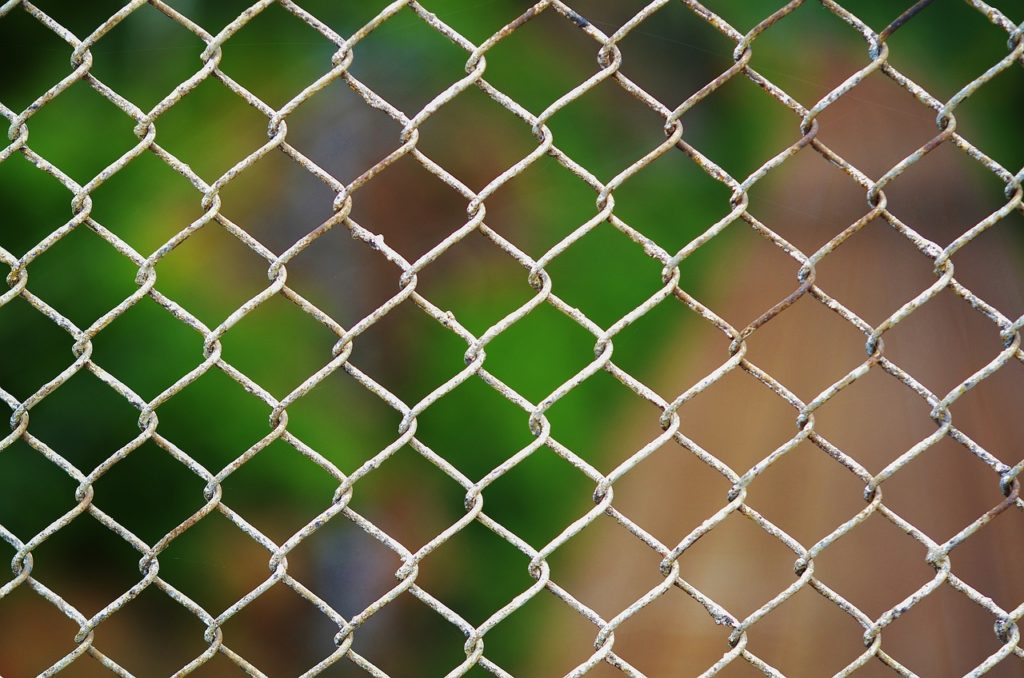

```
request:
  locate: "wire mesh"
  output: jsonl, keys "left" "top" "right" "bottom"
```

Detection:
{"left": 1, "top": 0, "right": 1023, "bottom": 675}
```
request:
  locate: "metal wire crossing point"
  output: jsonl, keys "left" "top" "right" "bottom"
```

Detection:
{"left": 2, "top": 0, "right": 1023, "bottom": 675}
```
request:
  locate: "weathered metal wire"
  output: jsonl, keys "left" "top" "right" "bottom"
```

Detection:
{"left": 1, "top": 0, "right": 1022, "bottom": 675}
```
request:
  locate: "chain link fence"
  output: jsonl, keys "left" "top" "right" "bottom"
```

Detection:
{"left": 1, "top": 0, "right": 1023, "bottom": 675}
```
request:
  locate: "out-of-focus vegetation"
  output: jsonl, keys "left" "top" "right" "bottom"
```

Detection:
{"left": 1, "top": 0, "right": 1021, "bottom": 674}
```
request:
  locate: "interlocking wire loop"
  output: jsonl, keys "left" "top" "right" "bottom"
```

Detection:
{"left": 1, "top": 0, "right": 1023, "bottom": 675}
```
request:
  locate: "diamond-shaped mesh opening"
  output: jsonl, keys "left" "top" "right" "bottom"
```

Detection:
{"left": 483, "top": 152, "right": 599, "bottom": 258}
{"left": 608, "top": 584, "right": 733, "bottom": 676}
{"left": 884, "top": 287, "right": 1006, "bottom": 397}
{"left": 279, "top": 217, "right": 402, "bottom": 330}
{"left": 216, "top": 2, "right": 337, "bottom": 110}
{"left": 220, "top": 437, "right": 340, "bottom": 544}
{"left": 682, "top": 72, "right": 800, "bottom": 182}
{"left": 613, "top": 435, "right": 730, "bottom": 547}
{"left": 285, "top": 74, "right": 403, "bottom": 185}
{"left": 416, "top": 85, "right": 539, "bottom": 191}
{"left": 743, "top": 584, "right": 869, "bottom": 676}
{"left": 344, "top": 5, "right": 470, "bottom": 117}
{"left": 347, "top": 151, "right": 470, "bottom": 261}
{"left": 0, "top": 295, "right": 76, "bottom": 401}
{"left": 158, "top": 509, "right": 272, "bottom": 615}
{"left": 749, "top": 439, "right": 867, "bottom": 546}
{"left": 28, "top": 512, "right": 144, "bottom": 616}
{"left": 814, "top": 215, "right": 939, "bottom": 327}
{"left": 673, "top": 511, "right": 798, "bottom": 619}
{"left": 746, "top": 145, "right": 868, "bottom": 254}
{"left": 744, "top": 293, "right": 868, "bottom": 400}
{"left": 219, "top": 149, "right": 341, "bottom": 257}
{"left": 26, "top": 368, "right": 140, "bottom": 473}
{"left": 482, "top": 300, "right": 601, "bottom": 404}
{"left": 91, "top": 584, "right": 211, "bottom": 676}
{"left": 475, "top": 5, "right": 599, "bottom": 115}
{"left": 218, "top": 579, "right": 342, "bottom": 676}
{"left": 20, "top": 79, "right": 139, "bottom": 184}
{"left": 674, "top": 367, "right": 796, "bottom": 473}
{"left": 152, "top": 365, "right": 271, "bottom": 472}
{"left": 0, "top": 582, "right": 81, "bottom": 677}
{"left": 415, "top": 518, "right": 537, "bottom": 626}
{"left": 0, "top": 152, "right": 72, "bottom": 257}
{"left": 612, "top": 142, "right": 733, "bottom": 254}
{"left": 24, "top": 226, "right": 139, "bottom": 329}
{"left": 344, "top": 444, "right": 465, "bottom": 551}
{"left": 540, "top": 371, "right": 659, "bottom": 484}
{"left": 414, "top": 375, "right": 533, "bottom": 480}
{"left": 546, "top": 512, "right": 673, "bottom": 620}
{"left": 546, "top": 78, "right": 671, "bottom": 182}
{"left": 814, "top": 510, "right": 934, "bottom": 619}
{"left": 616, "top": 1, "right": 735, "bottom": 107}
{"left": 0, "top": 438, "right": 78, "bottom": 541}
{"left": 414, "top": 229, "right": 537, "bottom": 337}
{"left": 812, "top": 71, "right": 941, "bottom": 179}
{"left": 29, "top": 0, "right": 130, "bottom": 37}
{"left": 91, "top": 439, "right": 207, "bottom": 545}
{"left": 284, "top": 368, "right": 404, "bottom": 474}
{"left": 217, "top": 292, "right": 340, "bottom": 398}
{"left": 545, "top": 221, "right": 669, "bottom": 329}
{"left": 812, "top": 366, "right": 936, "bottom": 472}
{"left": 288, "top": 519, "right": 406, "bottom": 620}
{"left": 687, "top": 221, "right": 802, "bottom": 331}
{"left": 483, "top": 445, "right": 595, "bottom": 548}
{"left": 343, "top": 295, "right": 468, "bottom": 406}
{"left": 883, "top": 581, "right": 1009, "bottom": 676}
{"left": 84, "top": 4, "right": 206, "bottom": 111}
{"left": 153, "top": 222, "right": 271, "bottom": 328}
{"left": 610, "top": 293, "right": 722, "bottom": 397}
{"left": 89, "top": 295, "right": 204, "bottom": 401}
{"left": 152, "top": 76, "right": 270, "bottom": 181}
{"left": 883, "top": 134, "right": 1009, "bottom": 245}
{"left": 884, "top": 436, "right": 1007, "bottom": 543}
{"left": 88, "top": 150, "right": 206, "bottom": 256}
{"left": 0, "top": 5, "right": 73, "bottom": 113}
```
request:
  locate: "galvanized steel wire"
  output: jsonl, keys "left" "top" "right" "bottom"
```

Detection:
{"left": 1, "top": 0, "right": 1023, "bottom": 675}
